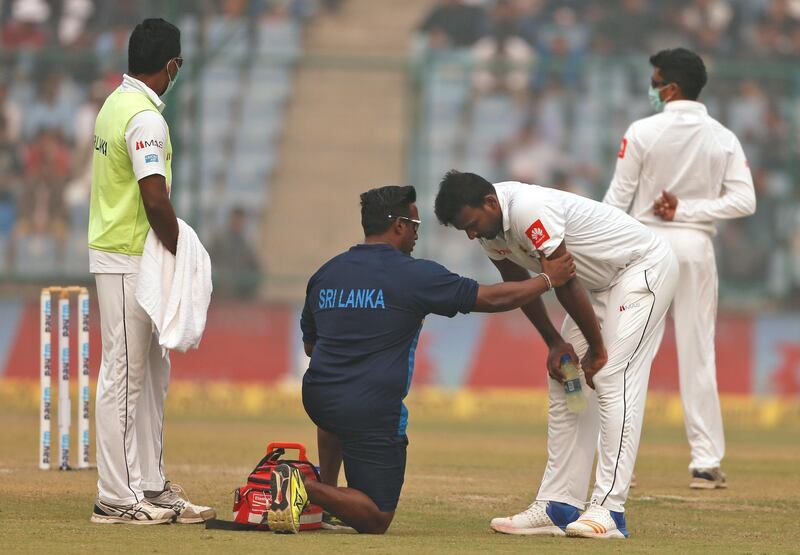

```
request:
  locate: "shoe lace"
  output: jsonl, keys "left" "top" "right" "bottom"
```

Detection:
{"left": 158, "top": 482, "right": 189, "bottom": 508}
{"left": 168, "top": 482, "right": 187, "bottom": 500}
{"left": 581, "top": 500, "right": 605, "bottom": 520}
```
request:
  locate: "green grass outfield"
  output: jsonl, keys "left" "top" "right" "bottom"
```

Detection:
{"left": 1, "top": 383, "right": 799, "bottom": 554}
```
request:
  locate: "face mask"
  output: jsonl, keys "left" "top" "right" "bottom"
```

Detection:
{"left": 648, "top": 85, "right": 667, "bottom": 113}
{"left": 161, "top": 59, "right": 180, "bottom": 98}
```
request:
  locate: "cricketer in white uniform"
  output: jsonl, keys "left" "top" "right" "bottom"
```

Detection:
{"left": 604, "top": 48, "right": 756, "bottom": 489}
{"left": 434, "top": 171, "right": 679, "bottom": 539}
{"left": 88, "top": 18, "right": 214, "bottom": 525}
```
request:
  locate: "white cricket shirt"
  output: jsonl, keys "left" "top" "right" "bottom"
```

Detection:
{"left": 479, "top": 182, "right": 668, "bottom": 291}
{"left": 89, "top": 74, "right": 170, "bottom": 274}
{"left": 603, "top": 100, "right": 756, "bottom": 235}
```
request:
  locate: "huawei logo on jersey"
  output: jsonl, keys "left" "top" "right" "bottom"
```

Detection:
{"left": 618, "top": 137, "right": 628, "bottom": 159}
{"left": 525, "top": 220, "right": 550, "bottom": 249}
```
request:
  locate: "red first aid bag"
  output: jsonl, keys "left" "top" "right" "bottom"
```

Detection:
{"left": 232, "top": 442, "right": 323, "bottom": 530}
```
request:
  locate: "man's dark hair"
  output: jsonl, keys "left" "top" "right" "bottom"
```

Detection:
{"left": 649, "top": 47, "right": 707, "bottom": 100}
{"left": 360, "top": 185, "right": 416, "bottom": 236}
{"left": 128, "top": 18, "right": 181, "bottom": 75}
{"left": 434, "top": 170, "right": 494, "bottom": 226}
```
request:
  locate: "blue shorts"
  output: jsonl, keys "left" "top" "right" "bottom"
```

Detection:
{"left": 339, "top": 433, "right": 408, "bottom": 512}
{"left": 303, "top": 386, "right": 408, "bottom": 512}
{"left": 304, "top": 396, "right": 408, "bottom": 512}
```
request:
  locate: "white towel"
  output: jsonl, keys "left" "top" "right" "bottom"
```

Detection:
{"left": 135, "top": 218, "right": 213, "bottom": 352}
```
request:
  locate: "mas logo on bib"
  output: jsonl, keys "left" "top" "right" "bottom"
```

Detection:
{"left": 525, "top": 219, "right": 550, "bottom": 249}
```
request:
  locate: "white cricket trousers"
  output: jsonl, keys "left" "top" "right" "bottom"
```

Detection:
{"left": 536, "top": 246, "right": 678, "bottom": 513}
{"left": 94, "top": 273, "right": 170, "bottom": 505}
{"left": 651, "top": 225, "right": 725, "bottom": 471}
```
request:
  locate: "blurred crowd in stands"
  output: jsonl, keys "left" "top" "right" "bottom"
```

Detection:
{"left": 419, "top": 0, "right": 800, "bottom": 61}
{"left": 416, "top": 0, "right": 800, "bottom": 304}
{"left": 0, "top": 0, "right": 344, "bottom": 296}
{"left": 0, "top": 0, "right": 798, "bottom": 303}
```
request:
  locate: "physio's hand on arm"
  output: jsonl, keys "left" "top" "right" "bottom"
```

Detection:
{"left": 139, "top": 174, "right": 178, "bottom": 255}
{"left": 538, "top": 250, "right": 576, "bottom": 287}
{"left": 474, "top": 253, "right": 574, "bottom": 312}
{"left": 653, "top": 190, "right": 677, "bottom": 221}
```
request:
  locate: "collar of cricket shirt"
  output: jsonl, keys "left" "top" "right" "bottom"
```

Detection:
{"left": 121, "top": 74, "right": 166, "bottom": 113}
{"left": 664, "top": 100, "right": 707, "bottom": 114}
{"left": 493, "top": 181, "right": 517, "bottom": 236}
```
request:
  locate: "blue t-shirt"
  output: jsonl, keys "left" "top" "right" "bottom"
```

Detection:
{"left": 301, "top": 243, "right": 479, "bottom": 437}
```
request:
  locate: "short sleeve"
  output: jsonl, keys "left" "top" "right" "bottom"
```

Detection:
{"left": 408, "top": 259, "right": 479, "bottom": 318}
{"left": 125, "top": 111, "right": 168, "bottom": 181}
{"left": 300, "top": 278, "right": 318, "bottom": 344}
{"left": 510, "top": 191, "right": 565, "bottom": 258}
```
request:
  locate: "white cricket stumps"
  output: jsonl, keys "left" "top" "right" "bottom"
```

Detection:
{"left": 39, "top": 286, "right": 91, "bottom": 471}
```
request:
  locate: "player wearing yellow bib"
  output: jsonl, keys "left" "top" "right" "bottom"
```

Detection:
{"left": 89, "top": 18, "right": 214, "bottom": 525}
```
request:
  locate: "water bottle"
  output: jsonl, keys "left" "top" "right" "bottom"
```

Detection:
{"left": 561, "top": 354, "right": 587, "bottom": 414}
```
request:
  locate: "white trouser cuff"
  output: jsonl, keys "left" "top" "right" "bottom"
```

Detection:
{"left": 688, "top": 460, "right": 721, "bottom": 471}
{"left": 98, "top": 494, "right": 139, "bottom": 507}
{"left": 141, "top": 481, "right": 167, "bottom": 492}
{"left": 536, "top": 494, "right": 586, "bottom": 511}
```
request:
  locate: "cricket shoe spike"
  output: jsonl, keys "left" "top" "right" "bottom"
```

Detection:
{"left": 267, "top": 463, "right": 309, "bottom": 533}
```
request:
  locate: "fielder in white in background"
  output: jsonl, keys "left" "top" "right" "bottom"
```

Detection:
{"left": 604, "top": 47, "right": 756, "bottom": 489}
{"left": 435, "top": 171, "right": 679, "bottom": 539}
{"left": 88, "top": 18, "right": 214, "bottom": 525}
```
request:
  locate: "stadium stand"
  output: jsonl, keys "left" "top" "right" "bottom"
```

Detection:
{"left": 412, "top": 0, "right": 800, "bottom": 306}
{"left": 0, "top": 0, "right": 799, "bottom": 306}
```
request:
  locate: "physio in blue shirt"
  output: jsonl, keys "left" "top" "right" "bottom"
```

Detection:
{"left": 275, "top": 185, "right": 575, "bottom": 534}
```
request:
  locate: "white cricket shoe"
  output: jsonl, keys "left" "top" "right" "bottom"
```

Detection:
{"left": 490, "top": 500, "right": 580, "bottom": 536}
{"left": 565, "top": 500, "right": 628, "bottom": 539}
{"left": 690, "top": 467, "right": 727, "bottom": 489}
{"left": 90, "top": 498, "right": 176, "bottom": 525}
{"left": 145, "top": 481, "right": 217, "bottom": 524}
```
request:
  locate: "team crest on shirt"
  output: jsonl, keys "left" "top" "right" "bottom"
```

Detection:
{"left": 525, "top": 220, "right": 550, "bottom": 249}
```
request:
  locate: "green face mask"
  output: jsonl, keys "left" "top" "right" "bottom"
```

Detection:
{"left": 648, "top": 85, "right": 666, "bottom": 113}
{"left": 161, "top": 58, "right": 180, "bottom": 98}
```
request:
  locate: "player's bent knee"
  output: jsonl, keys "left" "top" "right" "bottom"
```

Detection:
{"left": 358, "top": 511, "right": 394, "bottom": 534}
{"left": 591, "top": 364, "right": 631, "bottom": 390}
